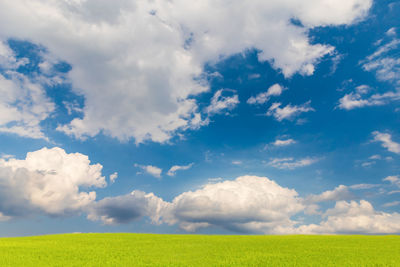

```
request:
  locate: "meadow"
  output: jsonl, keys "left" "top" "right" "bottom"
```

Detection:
{"left": 0, "top": 233, "right": 399, "bottom": 266}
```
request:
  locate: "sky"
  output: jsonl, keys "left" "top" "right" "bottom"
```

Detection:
{"left": 0, "top": 0, "right": 399, "bottom": 236}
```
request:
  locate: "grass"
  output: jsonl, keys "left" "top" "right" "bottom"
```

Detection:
{"left": 0, "top": 234, "right": 399, "bottom": 266}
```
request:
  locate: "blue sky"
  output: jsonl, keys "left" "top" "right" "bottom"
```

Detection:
{"left": 0, "top": 0, "right": 399, "bottom": 236}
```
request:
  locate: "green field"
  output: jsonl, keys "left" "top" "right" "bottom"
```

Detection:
{"left": 0, "top": 234, "right": 399, "bottom": 266}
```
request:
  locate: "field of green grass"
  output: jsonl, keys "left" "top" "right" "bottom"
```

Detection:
{"left": 0, "top": 233, "right": 399, "bottom": 266}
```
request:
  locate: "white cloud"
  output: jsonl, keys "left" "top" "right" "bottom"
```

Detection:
{"left": 338, "top": 90, "right": 400, "bottom": 110}
{"left": 109, "top": 172, "right": 118, "bottom": 184}
{"left": 247, "top": 84, "right": 286, "bottom": 105}
{"left": 88, "top": 176, "right": 304, "bottom": 233}
{"left": 382, "top": 201, "right": 400, "bottom": 208}
{"left": 296, "top": 200, "right": 400, "bottom": 234}
{"left": 205, "top": 89, "right": 239, "bottom": 115}
{"left": 273, "top": 138, "right": 296, "bottom": 146}
{"left": 63, "top": 100, "right": 83, "bottom": 116}
{"left": 386, "top": 27, "right": 396, "bottom": 37}
{"left": 305, "top": 185, "right": 352, "bottom": 204}
{"left": 268, "top": 157, "right": 318, "bottom": 169}
{"left": 86, "top": 175, "right": 400, "bottom": 234}
{"left": 362, "top": 33, "right": 400, "bottom": 85}
{"left": 383, "top": 175, "right": 400, "bottom": 188}
{"left": 167, "top": 163, "right": 193, "bottom": 176}
{"left": 165, "top": 175, "right": 304, "bottom": 233}
{"left": 231, "top": 160, "right": 242, "bottom": 165}
{"left": 369, "top": 154, "right": 381, "bottom": 160}
{"left": 0, "top": 40, "right": 28, "bottom": 69}
{"left": 134, "top": 164, "right": 162, "bottom": 178}
{"left": 361, "top": 161, "right": 375, "bottom": 167}
{"left": 0, "top": 147, "right": 106, "bottom": 218}
{"left": 0, "top": 41, "right": 55, "bottom": 140}
{"left": 267, "top": 101, "right": 315, "bottom": 121}
{"left": 372, "top": 131, "right": 400, "bottom": 154}
{"left": 349, "top": 183, "right": 380, "bottom": 190}
{"left": 0, "top": 0, "right": 372, "bottom": 143}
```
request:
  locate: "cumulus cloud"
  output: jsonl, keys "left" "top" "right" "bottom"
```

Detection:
{"left": 86, "top": 175, "right": 400, "bottom": 234}
{"left": 247, "top": 84, "right": 286, "bottom": 105}
{"left": 372, "top": 131, "right": 400, "bottom": 154}
{"left": 167, "top": 163, "right": 193, "bottom": 176}
{"left": 87, "top": 190, "right": 167, "bottom": 225}
{"left": 268, "top": 157, "right": 319, "bottom": 169}
{"left": 134, "top": 164, "right": 162, "bottom": 178}
{"left": 297, "top": 200, "right": 400, "bottom": 234}
{"left": 0, "top": 147, "right": 106, "bottom": 219}
{"left": 0, "top": 0, "right": 372, "bottom": 143}
{"left": 109, "top": 172, "right": 118, "bottom": 184}
{"left": 205, "top": 89, "right": 239, "bottom": 115}
{"left": 165, "top": 176, "right": 304, "bottom": 233}
{"left": 267, "top": 101, "right": 315, "bottom": 121}
{"left": 87, "top": 176, "right": 304, "bottom": 233}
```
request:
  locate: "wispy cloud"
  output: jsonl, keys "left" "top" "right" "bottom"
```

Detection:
{"left": 372, "top": 131, "right": 400, "bottom": 154}
{"left": 205, "top": 89, "right": 239, "bottom": 115}
{"left": 134, "top": 164, "right": 163, "bottom": 178}
{"left": 267, "top": 101, "right": 314, "bottom": 121}
{"left": 167, "top": 163, "right": 194, "bottom": 176}
{"left": 247, "top": 84, "right": 286, "bottom": 105}
{"left": 268, "top": 157, "right": 319, "bottom": 169}
{"left": 361, "top": 30, "right": 400, "bottom": 85}
{"left": 272, "top": 138, "right": 296, "bottom": 146}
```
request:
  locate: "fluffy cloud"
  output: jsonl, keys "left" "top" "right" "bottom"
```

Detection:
{"left": 247, "top": 84, "right": 286, "bottom": 105}
{"left": 109, "top": 172, "right": 118, "bottom": 184}
{"left": 0, "top": 41, "right": 55, "bottom": 140}
{"left": 267, "top": 101, "right": 315, "bottom": 121}
{"left": 87, "top": 175, "right": 304, "bottom": 233}
{"left": 0, "top": 0, "right": 372, "bottom": 143}
{"left": 0, "top": 147, "right": 106, "bottom": 219}
{"left": 87, "top": 191, "right": 167, "bottom": 225}
{"left": 167, "top": 163, "right": 193, "bottom": 176}
{"left": 86, "top": 175, "right": 400, "bottom": 234}
{"left": 297, "top": 200, "right": 400, "bottom": 234}
{"left": 134, "top": 164, "right": 163, "bottom": 178}
{"left": 166, "top": 176, "right": 304, "bottom": 233}
{"left": 268, "top": 157, "right": 318, "bottom": 169}
{"left": 372, "top": 131, "right": 400, "bottom": 154}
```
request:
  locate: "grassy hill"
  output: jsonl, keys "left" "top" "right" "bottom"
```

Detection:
{"left": 0, "top": 234, "right": 399, "bottom": 266}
